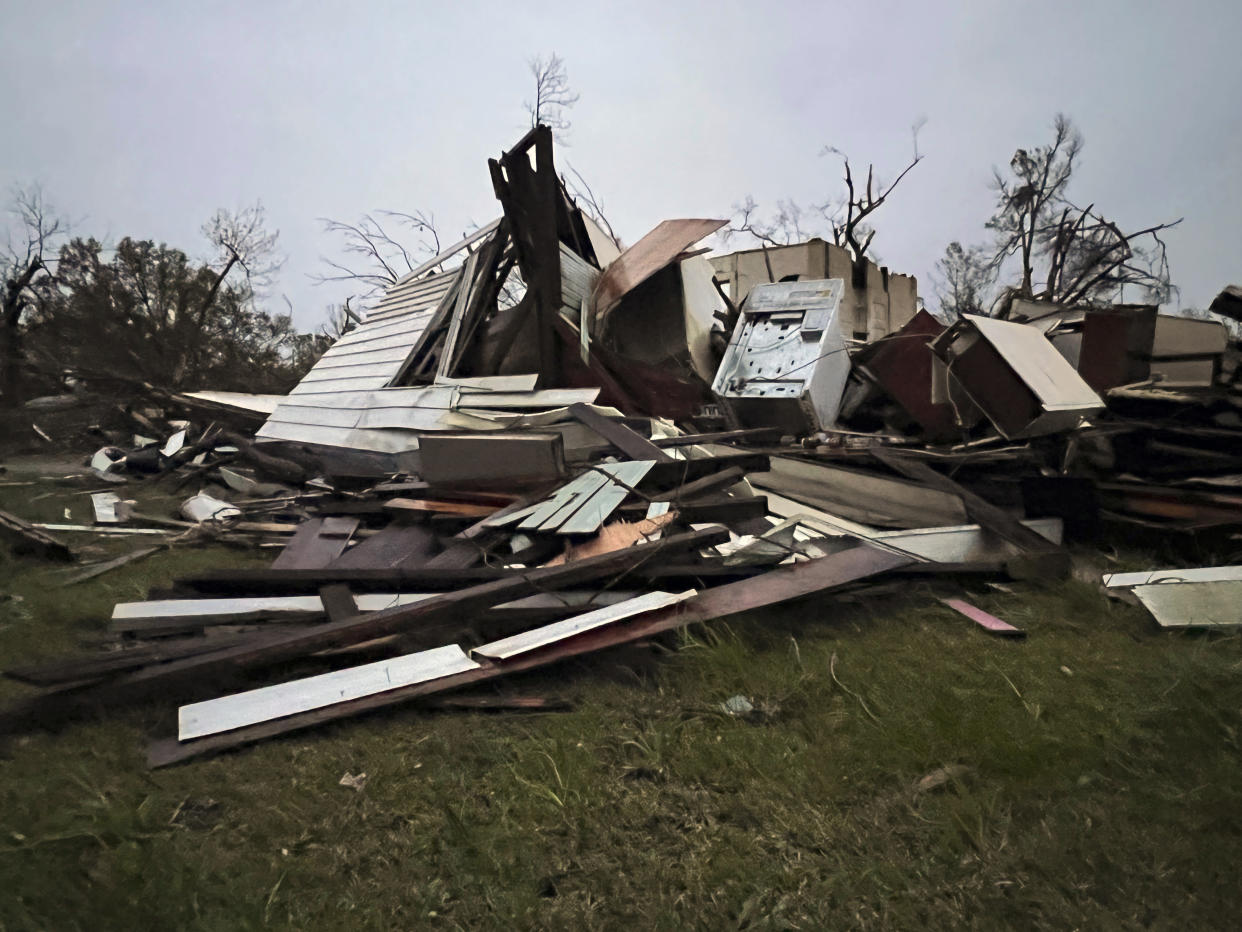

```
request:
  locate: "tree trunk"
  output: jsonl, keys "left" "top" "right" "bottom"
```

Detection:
{"left": 1, "top": 258, "right": 42, "bottom": 408}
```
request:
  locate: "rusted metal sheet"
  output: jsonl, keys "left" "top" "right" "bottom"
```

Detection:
{"left": 592, "top": 218, "right": 726, "bottom": 324}
{"left": 855, "top": 309, "right": 960, "bottom": 441}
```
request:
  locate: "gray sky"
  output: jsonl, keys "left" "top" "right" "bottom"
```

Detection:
{"left": 3, "top": 0, "right": 1239, "bottom": 330}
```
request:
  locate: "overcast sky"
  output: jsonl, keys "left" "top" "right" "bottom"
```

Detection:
{"left": 3, "top": 0, "right": 1239, "bottom": 330}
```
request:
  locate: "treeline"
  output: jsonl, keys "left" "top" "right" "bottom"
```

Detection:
{"left": 2, "top": 195, "right": 329, "bottom": 407}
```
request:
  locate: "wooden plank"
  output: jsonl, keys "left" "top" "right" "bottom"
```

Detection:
{"left": 328, "top": 524, "right": 439, "bottom": 570}
{"left": 398, "top": 218, "right": 502, "bottom": 282}
{"left": 149, "top": 544, "right": 910, "bottom": 765}
{"left": 172, "top": 568, "right": 507, "bottom": 597}
{"left": 940, "top": 598, "right": 1025, "bottom": 637}
{"left": 270, "top": 517, "right": 359, "bottom": 570}
{"left": 652, "top": 466, "right": 746, "bottom": 503}
{"left": 384, "top": 498, "right": 498, "bottom": 518}
{"left": 0, "top": 528, "right": 730, "bottom": 734}
{"left": 319, "top": 584, "right": 359, "bottom": 624}
{"left": 5, "top": 632, "right": 264, "bottom": 687}
{"left": 871, "top": 448, "right": 1068, "bottom": 562}
{"left": 416, "top": 432, "right": 565, "bottom": 488}
{"left": 0, "top": 509, "right": 72, "bottom": 561}
{"left": 642, "top": 454, "right": 770, "bottom": 491}
{"left": 617, "top": 493, "right": 767, "bottom": 524}
{"left": 567, "top": 403, "right": 674, "bottom": 462}
{"left": 749, "top": 456, "right": 969, "bottom": 529}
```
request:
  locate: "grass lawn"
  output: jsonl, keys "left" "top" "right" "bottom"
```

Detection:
{"left": 0, "top": 464, "right": 1239, "bottom": 929}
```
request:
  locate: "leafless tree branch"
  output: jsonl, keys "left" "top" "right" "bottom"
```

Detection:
{"left": 525, "top": 53, "right": 578, "bottom": 134}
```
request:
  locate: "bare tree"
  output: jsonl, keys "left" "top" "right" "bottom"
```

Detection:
{"left": 1, "top": 185, "right": 64, "bottom": 406}
{"left": 525, "top": 53, "right": 578, "bottom": 134}
{"left": 321, "top": 299, "right": 359, "bottom": 340}
{"left": 313, "top": 210, "right": 443, "bottom": 298}
{"left": 563, "top": 163, "right": 622, "bottom": 249}
{"left": 200, "top": 202, "right": 283, "bottom": 318}
{"left": 729, "top": 124, "right": 925, "bottom": 263}
{"left": 985, "top": 114, "right": 1180, "bottom": 314}
{"left": 933, "top": 241, "right": 994, "bottom": 320}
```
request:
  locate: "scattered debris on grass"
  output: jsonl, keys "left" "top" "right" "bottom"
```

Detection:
{"left": 0, "top": 125, "right": 1239, "bottom": 767}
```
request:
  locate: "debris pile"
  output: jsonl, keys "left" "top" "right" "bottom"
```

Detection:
{"left": 2, "top": 126, "right": 1239, "bottom": 765}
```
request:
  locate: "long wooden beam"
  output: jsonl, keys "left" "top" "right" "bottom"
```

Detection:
{"left": 0, "top": 528, "right": 728, "bottom": 733}
{"left": 149, "top": 544, "right": 912, "bottom": 766}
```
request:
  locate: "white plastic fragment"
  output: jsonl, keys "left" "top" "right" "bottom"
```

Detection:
{"left": 180, "top": 492, "right": 242, "bottom": 523}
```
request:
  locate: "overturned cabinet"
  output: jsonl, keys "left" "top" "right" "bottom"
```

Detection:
{"left": 711, "top": 279, "right": 850, "bottom": 434}
{"left": 931, "top": 314, "right": 1103, "bottom": 439}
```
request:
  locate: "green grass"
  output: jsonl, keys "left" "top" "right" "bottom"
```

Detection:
{"left": 0, "top": 466, "right": 1239, "bottom": 929}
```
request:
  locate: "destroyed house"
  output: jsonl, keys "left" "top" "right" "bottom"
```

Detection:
{"left": 5, "top": 126, "right": 1242, "bottom": 773}
{"left": 250, "top": 127, "right": 731, "bottom": 474}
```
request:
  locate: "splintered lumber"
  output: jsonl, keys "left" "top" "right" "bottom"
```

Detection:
{"left": 940, "top": 598, "right": 1025, "bottom": 637}
{"left": 0, "top": 509, "right": 73, "bottom": 561}
{"left": 542, "top": 512, "right": 677, "bottom": 566}
{"left": 149, "top": 543, "right": 913, "bottom": 765}
{"left": 174, "top": 567, "right": 517, "bottom": 596}
{"left": 0, "top": 527, "right": 729, "bottom": 733}
{"left": 107, "top": 591, "right": 622, "bottom": 638}
{"left": 384, "top": 498, "right": 499, "bottom": 518}
{"left": 171, "top": 558, "right": 761, "bottom": 597}
{"left": 567, "top": 403, "right": 674, "bottom": 462}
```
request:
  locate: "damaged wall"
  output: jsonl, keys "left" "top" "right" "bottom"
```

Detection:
{"left": 710, "top": 238, "right": 918, "bottom": 341}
